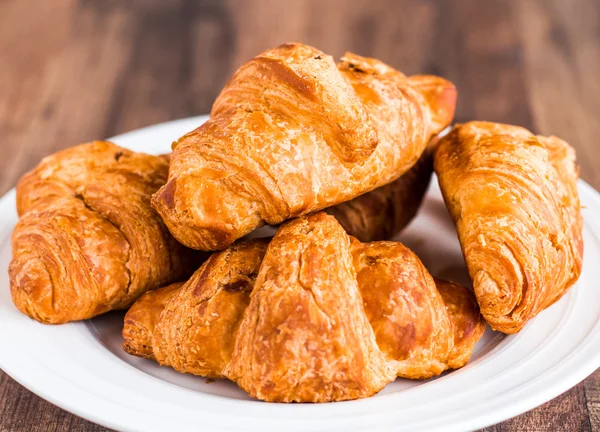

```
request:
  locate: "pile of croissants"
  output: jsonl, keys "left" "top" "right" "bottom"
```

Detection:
{"left": 9, "top": 43, "right": 582, "bottom": 403}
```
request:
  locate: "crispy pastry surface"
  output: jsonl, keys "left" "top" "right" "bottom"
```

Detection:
{"left": 122, "top": 282, "right": 183, "bottom": 359}
{"left": 152, "top": 43, "right": 456, "bottom": 250}
{"left": 326, "top": 141, "right": 434, "bottom": 241}
{"left": 225, "top": 214, "right": 394, "bottom": 402}
{"left": 434, "top": 121, "right": 583, "bottom": 333}
{"left": 9, "top": 141, "right": 198, "bottom": 324}
{"left": 152, "top": 239, "right": 269, "bottom": 377}
{"left": 123, "top": 213, "right": 485, "bottom": 402}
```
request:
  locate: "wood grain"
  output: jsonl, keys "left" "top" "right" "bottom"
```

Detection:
{"left": 1, "top": 0, "right": 599, "bottom": 430}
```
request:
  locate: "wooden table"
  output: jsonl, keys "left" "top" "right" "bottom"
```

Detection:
{"left": 1, "top": 0, "right": 599, "bottom": 430}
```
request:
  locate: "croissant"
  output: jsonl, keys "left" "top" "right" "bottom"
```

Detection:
{"left": 123, "top": 212, "right": 485, "bottom": 402}
{"left": 9, "top": 141, "right": 199, "bottom": 324}
{"left": 152, "top": 43, "right": 456, "bottom": 250}
{"left": 434, "top": 122, "right": 583, "bottom": 333}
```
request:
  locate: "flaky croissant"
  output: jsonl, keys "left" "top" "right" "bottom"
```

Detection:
{"left": 434, "top": 122, "right": 583, "bottom": 333}
{"left": 123, "top": 212, "right": 485, "bottom": 402}
{"left": 152, "top": 43, "right": 456, "bottom": 250}
{"left": 9, "top": 142, "right": 199, "bottom": 324}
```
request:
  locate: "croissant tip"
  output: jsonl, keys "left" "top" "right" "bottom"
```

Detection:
{"left": 154, "top": 178, "right": 177, "bottom": 210}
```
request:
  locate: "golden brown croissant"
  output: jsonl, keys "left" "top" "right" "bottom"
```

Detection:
{"left": 9, "top": 141, "right": 199, "bottom": 324}
{"left": 434, "top": 122, "right": 583, "bottom": 333}
{"left": 123, "top": 212, "right": 485, "bottom": 402}
{"left": 152, "top": 43, "right": 456, "bottom": 250}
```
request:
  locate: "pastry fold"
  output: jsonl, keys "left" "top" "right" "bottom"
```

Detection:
{"left": 123, "top": 212, "right": 485, "bottom": 402}
{"left": 327, "top": 138, "right": 434, "bottom": 241}
{"left": 152, "top": 43, "right": 456, "bottom": 250}
{"left": 434, "top": 122, "right": 583, "bottom": 333}
{"left": 9, "top": 142, "right": 198, "bottom": 324}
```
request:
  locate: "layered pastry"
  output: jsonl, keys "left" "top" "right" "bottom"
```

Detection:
{"left": 434, "top": 122, "right": 583, "bottom": 333}
{"left": 124, "top": 213, "right": 485, "bottom": 402}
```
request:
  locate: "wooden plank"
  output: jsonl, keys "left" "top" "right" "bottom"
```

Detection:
{"left": 430, "top": 0, "right": 535, "bottom": 128}
{"left": 515, "top": 0, "right": 600, "bottom": 189}
{"left": 479, "top": 382, "right": 592, "bottom": 431}
{"left": 0, "top": 370, "right": 111, "bottom": 431}
{"left": 0, "top": 0, "right": 138, "bottom": 195}
{"left": 585, "top": 370, "right": 600, "bottom": 432}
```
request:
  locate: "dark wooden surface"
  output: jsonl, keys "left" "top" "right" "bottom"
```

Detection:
{"left": 1, "top": 0, "right": 599, "bottom": 430}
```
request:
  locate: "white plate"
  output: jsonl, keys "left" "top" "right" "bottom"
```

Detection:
{"left": 1, "top": 116, "right": 599, "bottom": 432}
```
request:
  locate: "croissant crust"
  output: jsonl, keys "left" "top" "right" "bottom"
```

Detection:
{"left": 123, "top": 213, "right": 485, "bottom": 402}
{"left": 9, "top": 141, "right": 198, "bottom": 324}
{"left": 152, "top": 43, "right": 456, "bottom": 250}
{"left": 327, "top": 136, "right": 435, "bottom": 241}
{"left": 434, "top": 122, "right": 583, "bottom": 333}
